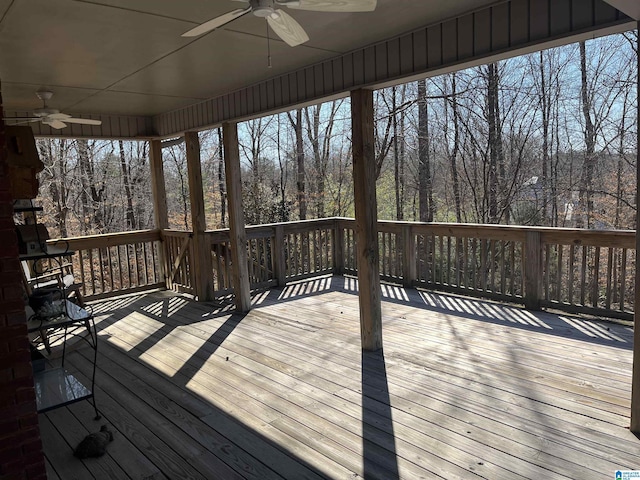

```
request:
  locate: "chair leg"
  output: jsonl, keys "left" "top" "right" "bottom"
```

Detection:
{"left": 39, "top": 328, "right": 51, "bottom": 354}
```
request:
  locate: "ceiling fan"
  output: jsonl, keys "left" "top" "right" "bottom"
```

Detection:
{"left": 182, "top": 0, "right": 377, "bottom": 47}
{"left": 4, "top": 91, "right": 102, "bottom": 130}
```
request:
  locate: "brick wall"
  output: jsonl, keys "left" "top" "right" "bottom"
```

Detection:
{"left": 0, "top": 86, "right": 46, "bottom": 478}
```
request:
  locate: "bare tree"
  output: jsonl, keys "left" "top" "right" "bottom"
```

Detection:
{"left": 416, "top": 79, "right": 435, "bottom": 222}
{"left": 287, "top": 108, "right": 307, "bottom": 220}
{"left": 118, "top": 140, "right": 136, "bottom": 230}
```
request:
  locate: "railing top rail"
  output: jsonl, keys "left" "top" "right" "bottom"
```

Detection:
{"left": 48, "top": 229, "right": 161, "bottom": 250}
{"left": 373, "top": 219, "right": 635, "bottom": 235}
{"left": 163, "top": 229, "right": 193, "bottom": 236}
{"left": 47, "top": 219, "right": 635, "bottom": 250}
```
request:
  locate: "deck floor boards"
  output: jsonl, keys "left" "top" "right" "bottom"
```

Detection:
{"left": 39, "top": 276, "right": 640, "bottom": 479}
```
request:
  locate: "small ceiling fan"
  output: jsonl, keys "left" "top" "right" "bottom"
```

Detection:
{"left": 182, "top": 0, "right": 377, "bottom": 47}
{"left": 4, "top": 90, "right": 102, "bottom": 130}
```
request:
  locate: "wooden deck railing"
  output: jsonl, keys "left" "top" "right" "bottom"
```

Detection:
{"left": 48, "top": 219, "right": 635, "bottom": 319}
{"left": 47, "top": 229, "right": 164, "bottom": 301}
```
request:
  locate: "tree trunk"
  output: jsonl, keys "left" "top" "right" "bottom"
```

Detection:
{"left": 40, "top": 140, "right": 69, "bottom": 237}
{"left": 77, "top": 139, "right": 105, "bottom": 232}
{"left": 399, "top": 85, "right": 406, "bottom": 221}
{"left": 393, "top": 87, "right": 403, "bottom": 220}
{"left": 539, "top": 52, "right": 550, "bottom": 224}
{"left": 305, "top": 106, "right": 324, "bottom": 217}
{"left": 449, "top": 73, "right": 463, "bottom": 223}
{"left": 287, "top": 109, "right": 306, "bottom": 220}
{"left": 217, "top": 127, "right": 226, "bottom": 227}
{"left": 118, "top": 140, "right": 136, "bottom": 230}
{"left": 417, "top": 79, "right": 434, "bottom": 222}
{"left": 578, "top": 41, "right": 596, "bottom": 228}
{"left": 486, "top": 63, "right": 500, "bottom": 224}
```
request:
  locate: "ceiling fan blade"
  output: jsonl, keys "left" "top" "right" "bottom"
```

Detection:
{"left": 2, "top": 117, "right": 39, "bottom": 121}
{"left": 44, "top": 120, "right": 68, "bottom": 130}
{"left": 2, "top": 118, "right": 40, "bottom": 126}
{"left": 61, "top": 118, "right": 102, "bottom": 126}
{"left": 47, "top": 112, "right": 71, "bottom": 120}
{"left": 182, "top": 7, "right": 251, "bottom": 37}
{"left": 267, "top": 10, "right": 309, "bottom": 47}
{"left": 282, "top": 0, "right": 376, "bottom": 12}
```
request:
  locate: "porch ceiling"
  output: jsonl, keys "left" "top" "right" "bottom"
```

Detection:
{"left": 0, "top": 0, "right": 635, "bottom": 137}
{"left": 0, "top": 0, "right": 497, "bottom": 117}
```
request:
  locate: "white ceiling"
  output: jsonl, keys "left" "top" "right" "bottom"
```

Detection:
{"left": 0, "top": 0, "right": 502, "bottom": 118}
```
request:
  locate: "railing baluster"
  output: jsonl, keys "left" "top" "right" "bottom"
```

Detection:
{"left": 543, "top": 244, "right": 550, "bottom": 301}
{"left": 313, "top": 228, "right": 317, "bottom": 273}
{"left": 446, "top": 236, "right": 452, "bottom": 286}
{"left": 437, "top": 235, "right": 443, "bottom": 285}
{"left": 143, "top": 241, "right": 150, "bottom": 286}
{"left": 322, "top": 229, "right": 327, "bottom": 272}
{"left": 88, "top": 248, "right": 96, "bottom": 296}
{"left": 480, "top": 238, "right": 487, "bottom": 292}
{"left": 568, "top": 245, "right": 575, "bottom": 305}
{"left": 592, "top": 246, "right": 600, "bottom": 308}
{"left": 286, "top": 233, "right": 292, "bottom": 277}
{"left": 509, "top": 241, "right": 515, "bottom": 295}
{"left": 135, "top": 243, "right": 142, "bottom": 287}
{"left": 295, "top": 232, "right": 300, "bottom": 275}
{"left": 556, "top": 245, "right": 563, "bottom": 303}
{"left": 621, "top": 249, "right": 627, "bottom": 312}
{"left": 78, "top": 250, "right": 86, "bottom": 297}
{"left": 489, "top": 239, "right": 496, "bottom": 292}
{"left": 382, "top": 232, "right": 387, "bottom": 278}
{"left": 471, "top": 238, "right": 478, "bottom": 291}
{"left": 97, "top": 248, "right": 105, "bottom": 295}
{"left": 605, "top": 247, "right": 613, "bottom": 310}
{"left": 499, "top": 240, "right": 506, "bottom": 294}
{"left": 107, "top": 246, "right": 114, "bottom": 292}
{"left": 462, "top": 237, "right": 469, "bottom": 289}
{"left": 580, "top": 246, "right": 587, "bottom": 306}
{"left": 151, "top": 242, "right": 158, "bottom": 284}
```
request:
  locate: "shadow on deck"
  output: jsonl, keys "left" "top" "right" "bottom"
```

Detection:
{"left": 39, "top": 276, "right": 638, "bottom": 479}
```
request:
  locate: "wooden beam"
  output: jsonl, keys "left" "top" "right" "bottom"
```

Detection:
{"left": 149, "top": 140, "right": 168, "bottom": 230}
{"left": 351, "top": 89, "right": 382, "bottom": 351}
{"left": 402, "top": 224, "right": 416, "bottom": 287}
{"left": 149, "top": 139, "right": 168, "bottom": 287}
{"left": 222, "top": 122, "right": 251, "bottom": 312}
{"left": 631, "top": 23, "right": 640, "bottom": 433}
{"left": 184, "top": 132, "right": 214, "bottom": 301}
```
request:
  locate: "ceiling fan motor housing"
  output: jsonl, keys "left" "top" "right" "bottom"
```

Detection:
{"left": 35, "top": 90, "right": 53, "bottom": 102}
{"left": 251, "top": 0, "right": 276, "bottom": 17}
{"left": 33, "top": 108, "right": 60, "bottom": 117}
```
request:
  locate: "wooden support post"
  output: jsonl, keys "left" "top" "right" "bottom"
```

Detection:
{"left": 274, "top": 224, "right": 286, "bottom": 286}
{"left": 631, "top": 25, "right": 640, "bottom": 433}
{"left": 351, "top": 89, "right": 382, "bottom": 352}
{"left": 149, "top": 139, "right": 168, "bottom": 287}
{"left": 149, "top": 140, "right": 169, "bottom": 230}
{"left": 402, "top": 224, "right": 416, "bottom": 288}
{"left": 184, "top": 132, "right": 214, "bottom": 301}
{"left": 524, "top": 231, "right": 542, "bottom": 311}
{"left": 222, "top": 122, "right": 251, "bottom": 312}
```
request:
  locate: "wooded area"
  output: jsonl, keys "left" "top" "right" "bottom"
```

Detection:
{"left": 35, "top": 32, "right": 638, "bottom": 238}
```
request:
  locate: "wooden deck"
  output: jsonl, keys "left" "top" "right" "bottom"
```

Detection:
{"left": 38, "top": 276, "right": 640, "bottom": 479}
